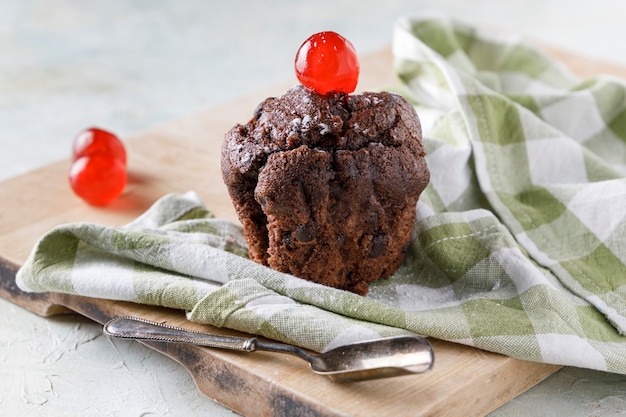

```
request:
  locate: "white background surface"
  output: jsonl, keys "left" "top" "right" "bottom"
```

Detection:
{"left": 2, "top": 1, "right": 626, "bottom": 416}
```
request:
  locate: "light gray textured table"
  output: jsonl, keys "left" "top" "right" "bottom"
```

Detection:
{"left": 2, "top": 1, "right": 626, "bottom": 416}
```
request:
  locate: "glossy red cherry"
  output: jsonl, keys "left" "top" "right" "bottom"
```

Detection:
{"left": 295, "top": 31, "right": 360, "bottom": 95}
{"left": 69, "top": 153, "right": 127, "bottom": 206}
{"left": 72, "top": 127, "right": 127, "bottom": 165}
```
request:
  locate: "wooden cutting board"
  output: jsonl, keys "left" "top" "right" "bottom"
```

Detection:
{"left": 1, "top": 46, "right": 623, "bottom": 417}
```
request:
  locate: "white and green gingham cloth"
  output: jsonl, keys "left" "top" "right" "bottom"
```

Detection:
{"left": 17, "top": 14, "right": 626, "bottom": 373}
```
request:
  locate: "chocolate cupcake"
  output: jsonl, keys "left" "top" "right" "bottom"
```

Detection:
{"left": 221, "top": 32, "right": 429, "bottom": 294}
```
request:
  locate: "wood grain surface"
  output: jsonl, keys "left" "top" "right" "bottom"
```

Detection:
{"left": 1, "top": 45, "right": 615, "bottom": 417}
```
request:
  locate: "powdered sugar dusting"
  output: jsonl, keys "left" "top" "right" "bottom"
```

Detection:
{"left": 301, "top": 114, "right": 312, "bottom": 129}
{"left": 240, "top": 151, "right": 252, "bottom": 164}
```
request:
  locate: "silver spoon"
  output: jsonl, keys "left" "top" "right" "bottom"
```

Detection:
{"left": 103, "top": 316, "right": 434, "bottom": 382}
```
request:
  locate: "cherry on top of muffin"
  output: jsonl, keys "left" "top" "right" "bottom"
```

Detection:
{"left": 294, "top": 31, "right": 360, "bottom": 95}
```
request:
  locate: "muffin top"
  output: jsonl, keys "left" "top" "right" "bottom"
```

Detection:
{"left": 221, "top": 85, "right": 426, "bottom": 187}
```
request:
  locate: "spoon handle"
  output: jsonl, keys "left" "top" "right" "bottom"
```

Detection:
{"left": 104, "top": 316, "right": 258, "bottom": 352}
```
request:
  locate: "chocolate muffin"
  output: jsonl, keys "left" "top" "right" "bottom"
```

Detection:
{"left": 221, "top": 85, "right": 429, "bottom": 294}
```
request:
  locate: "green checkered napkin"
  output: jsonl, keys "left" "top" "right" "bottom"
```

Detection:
{"left": 17, "top": 14, "right": 626, "bottom": 373}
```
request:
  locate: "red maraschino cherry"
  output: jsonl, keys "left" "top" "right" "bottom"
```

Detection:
{"left": 295, "top": 31, "right": 360, "bottom": 95}
{"left": 69, "top": 153, "right": 127, "bottom": 206}
{"left": 72, "top": 127, "right": 127, "bottom": 165}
